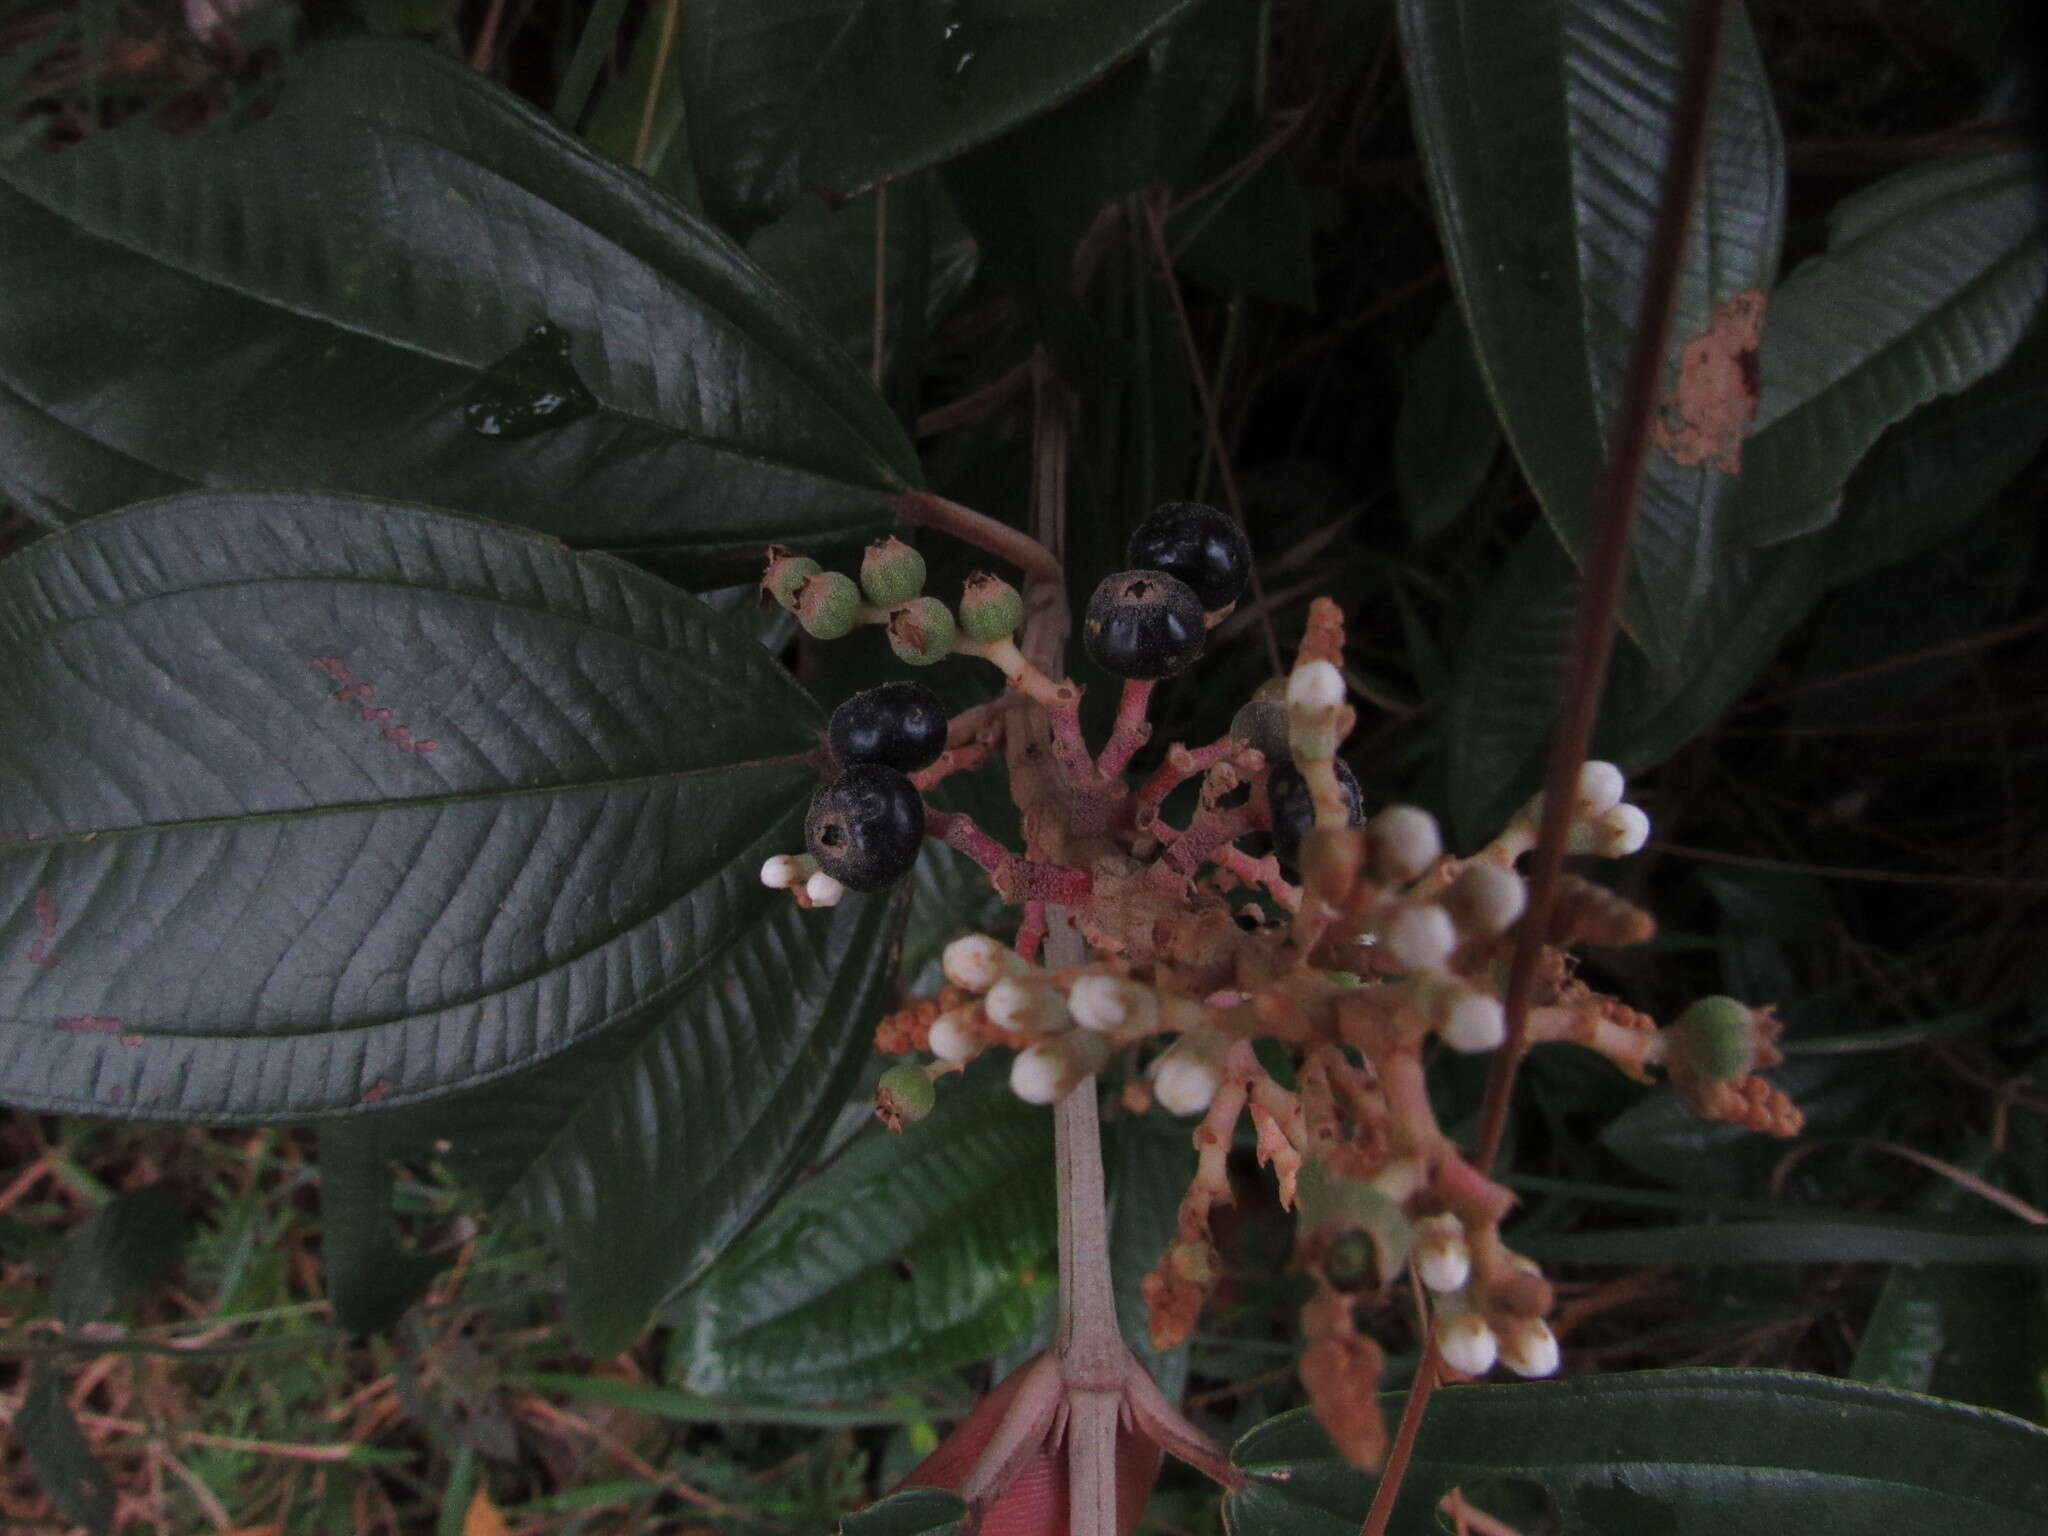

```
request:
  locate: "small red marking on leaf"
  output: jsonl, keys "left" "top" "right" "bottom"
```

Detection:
{"left": 56, "top": 1013, "right": 123, "bottom": 1033}
{"left": 362, "top": 1077, "right": 392, "bottom": 1104}
{"left": 1654, "top": 288, "right": 1767, "bottom": 473}
{"left": 313, "top": 656, "right": 354, "bottom": 683}
{"left": 413, "top": 740, "right": 439, "bottom": 753}
{"left": 27, "top": 939, "right": 57, "bottom": 967}
{"left": 34, "top": 889, "right": 58, "bottom": 938}
{"left": 361, "top": 706, "right": 394, "bottom": 722}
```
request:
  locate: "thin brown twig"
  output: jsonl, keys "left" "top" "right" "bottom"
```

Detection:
{"left": 1139, "top": 192, "right": 1286, "bottom": 678}
{"left": 467, "top": 0, "right": 508, "bottom": 71}
{"left": 1359, "top": 1268, "right": 1444, "bottom": 1536}
{"left": 630, "top": 0, "right": 681, "bottom": 170}
{"left": 1473, "top": 0, "right": 1730, "bottom": 1179}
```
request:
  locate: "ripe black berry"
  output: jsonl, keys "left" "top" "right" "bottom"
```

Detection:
{"left": 1126, "top": 502, "right": 1251, "bottom": 612}
{"left": 1268, "top": 758, "right": 1364, "bottom": 873}
{"left": 805, "top": 763, "right": 925, "bottom": 892}
{"left": 828, "top": 681, "right": 947, "bottom": 773}
{"left": 1083, "top": 569, "right": 1206, "bottom": 680}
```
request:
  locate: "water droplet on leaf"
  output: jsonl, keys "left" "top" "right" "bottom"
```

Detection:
{"left": 463, "top": 322, "right": 596, "bottom": 439}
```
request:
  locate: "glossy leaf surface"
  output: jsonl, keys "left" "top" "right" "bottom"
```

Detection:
{"left": 0, "top": 491, "right": 836, "bottom": 1122}
{"left": 1399, "top": 0, "right": 1784, "bottom": 666}
{"left": 1736, "top": 152, "right": 2048, "bottom": 544}
{"left": 682, "top": 0, "right": 1207, "bottom": 234}
{"left": 1227, "top": 1370, "right": 2048, "bottom": 1535}
{"left": 0, "top": 40, "right": 916, "bottom": 581}
{"left": 669, "top": 1077, "right": 1057, "bottom": 1400}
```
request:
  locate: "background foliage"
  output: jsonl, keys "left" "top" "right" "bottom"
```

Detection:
{"left": 1, "top": 0, "right": 2046, "bottom": 1532}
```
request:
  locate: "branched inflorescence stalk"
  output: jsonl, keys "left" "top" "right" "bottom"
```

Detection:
{"left": 754, "top": 514, "right": 1806, "bottom": 1501}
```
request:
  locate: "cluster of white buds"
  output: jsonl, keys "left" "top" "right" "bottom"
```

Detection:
{"left": 1492, "top": 760, "right": 1649, "bottom": 861}
{"left": 759, "top": 852, "right": 847, "bottom": 908}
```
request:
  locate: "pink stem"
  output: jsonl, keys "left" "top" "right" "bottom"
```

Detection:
{"left": 927, "top": 809, "right": 1095, "bottom": 907}
{"left": 1153, "top": 803, "right": 1262, "bottom": 887}
{"left": 1212, "top": 845, "right": 1300, "bottom": 910}
{"left": 1016, "top": 902, "right": 1049, "bottom": 963}
{"left": 1046, "top": 696, "right": 1098, "bottom": 786}
{"left": 1133, "top": 737, "right": 1242, "bottom": 830}
{"left": 1094, "top": 679, "right": 1156, "bottom": 780}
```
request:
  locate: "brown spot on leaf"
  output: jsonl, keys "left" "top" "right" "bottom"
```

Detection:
{"left": 56, "top": 1013, "right": 123, "bottom": 1033}
{"left": 1653, "top": 287, "right": 1766, "bottom": 474}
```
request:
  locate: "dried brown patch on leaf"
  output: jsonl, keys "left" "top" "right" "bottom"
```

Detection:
{"left": 1653, "top": 287, "right": 1766, "bottom": 473}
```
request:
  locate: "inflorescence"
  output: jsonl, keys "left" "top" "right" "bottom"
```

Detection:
{"left": 756, "top": 506, "right": 1803, "bottom": 1467}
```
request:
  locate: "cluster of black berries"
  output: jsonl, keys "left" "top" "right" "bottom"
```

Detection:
{"left": 805, "top": 681, "right": 945, "bottom": 892}
{"left": 1084, "top": 503, "right": 1252, "bottom": 679}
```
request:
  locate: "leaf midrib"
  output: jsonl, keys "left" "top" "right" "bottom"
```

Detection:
{"left": 0, "top": 750, "right": 815, "bottom": 852}
{"left": 0, "top": 159, "right": 902, "bottom": 499}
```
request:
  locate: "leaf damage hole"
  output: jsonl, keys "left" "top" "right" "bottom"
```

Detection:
{"left": 1652, "top": 287, "right": 1767, "bottom": 474}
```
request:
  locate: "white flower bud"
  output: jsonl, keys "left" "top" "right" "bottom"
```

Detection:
{"left": 986, "top": 976, "right": 1069, "bottom": 1033}
{"left": 804, "top": 871, "right": 846, "bottom": 906}
{"left": 1441, "top": 991, "right": 1507, "bottom": 1054}
{"left": 1498, "top": 1318, "right": 1561, "bottom": 1378}
{"left": 1569, "top": 802, "right": 1650, "bottom": 857}
{"left": 1151, "top": 1054, "right": 1221, "bottom": 1116}
{"left": 1382, "top": 903, "right": 1456, "bottom": 972}
{"left": 1414, "top": 1214, "right": 1472, "bottom": 1293}
{"left": 942, "top": 934, "right": 1022, "bottom": 992}
{"left": 1369, "top": 805, "right": 1442, "bottom": 884}
{"left": 1009, "top": 1043, "right": 1064, "bottom": 1105}
{"left": 1286, "top": 659, "right": 1346, "bottom": 708}
{"left": 1575, "top": 761, "right": 1627, "bottom": 819}
{"left": 760, "top": 854, "right": 808, "bottom": 889}
{"left": 1437, "top": 1310, "right": 1498, "bottom": 1376}
{"left": 1449, "top": 861, "right": 1526, "bottom": 935}
{"left": 1068, "top": 974, "right": 1159, "bottom": 1035}
{"left": 926, "top": 1010, "right": 980, "bottom": 1065}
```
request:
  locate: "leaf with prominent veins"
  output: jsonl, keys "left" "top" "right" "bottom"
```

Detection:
{"left": 0, "top": 490, "right": 839, "bottom": 1122}
{"left": 0, "top": 40, "right": 918, "bottom": 583}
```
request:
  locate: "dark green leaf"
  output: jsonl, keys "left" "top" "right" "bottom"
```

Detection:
{"left": 0, "top": 39, "right": 916, "bottom": 580}
{"left": 19, "top": 1367, "right": 116, "bottom": 1533}
{"left": 1395, "top": 302, "right": 1503, "bottom": 541}
{"left": 383, "top": 853, "right": 903, "bottom": 1354}
{"left": 1227, "top": 1370, "right": 2048, "bottom": 1535}
{"left": 1855, "top": 1265, "right": 2048, "bottom": 1423}
{"left": 1823, "top": 330, "right": 2048, "bottom": 586}
{"left": 1109, "top": 1111, "right": 1198, "bottom": 1403}
{"left": 1399, "top": 0, "right": 1785, "bottom": 667}
{"left": 668, "top": 1077, "right": 1057, "bottom": 1400}
{"left": 0, "top": 491, "right": 830, "bottom": 1122}
{"left": 682, "top": 0, "right": 1208, "bottom": 234}
{"left": 515, "top": 1371, "right": 963, "bottom": 1425}
{"left": 839, "top": 1486, "right": 966, "bottom": 1536}
{"left": 53, "top": 1186, "right": 187, "bottom": 1329}
{"left": 319, "top": 1119, "right": 448, "bottom": 1336}
{"left": 1170, "top": 145, "right": 1316, "bottom": 310}
{"left": 747, "top": 187, "right": 980, "bottom": 373}
{"left": 1736, "top": 152, "right": 2048, "bottom": 545}
{"left": 1518, "top": 1218, "right": 2048, "bottom": 1267}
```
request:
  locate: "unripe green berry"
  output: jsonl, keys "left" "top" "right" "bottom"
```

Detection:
{"left": 875, "top": 1063, "right": 936, "bottom": 1130}
{"left": 1668, "top": 995, "right": 1759, "bottom": 1081}
{"left": 958, "top": 571, "right": 1024, "bottom": 641}
{"left": 861, "top": 536, "right": 927, "bottom": 605}
{"left": 887, "top": 596, "right": 956, "bottom": 666}
{"left": 1295, "top": 1160, "right": 1413, "bottom": 1287}
{"left": 795, "top": 570, "right": 862, "bottom": 639}
{"left": 1230, "top": 696, "right": 1291, "bottom": 764}
{"left": 761, "top": 548, "right": 822, "bottom": 610}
